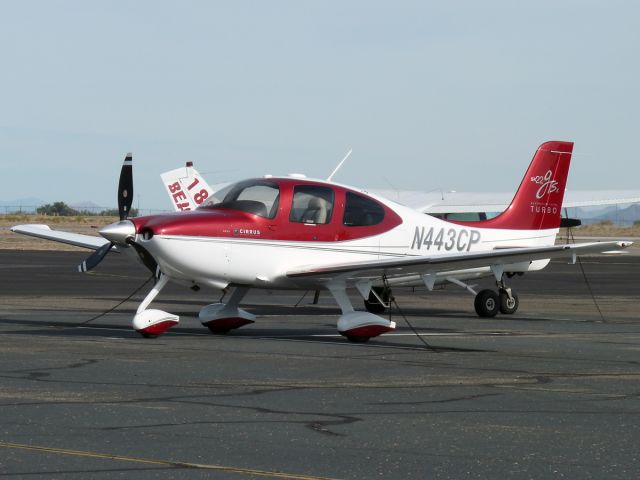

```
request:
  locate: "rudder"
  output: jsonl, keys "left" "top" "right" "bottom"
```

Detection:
{"left": 463, "top": 140, "right": 573, "bottom": 230}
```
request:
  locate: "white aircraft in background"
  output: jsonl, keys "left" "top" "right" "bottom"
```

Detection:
{"left": 12, "top": 141, "right": 631, "bottom": 342}
{"left": 371, "top": 188, "right": 640, "bottom": 226}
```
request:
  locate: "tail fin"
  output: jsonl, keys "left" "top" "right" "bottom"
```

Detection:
{"left": 467, "top": 140, "right": 573, "bottom": 230}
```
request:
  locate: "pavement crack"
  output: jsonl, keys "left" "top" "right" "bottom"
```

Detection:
{"left": 373, "top": 392, "right": 503, "bottom": 406}
{"left": 4, "top": 358, "right": 100, "bottom": 382}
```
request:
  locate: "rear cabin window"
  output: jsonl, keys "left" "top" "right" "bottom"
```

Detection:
{"left": 343, "top": 192, "right": 385, "bottom": 227}
{"left": 209, "top": 180, "right": 280, "bottom": 219}
{"left": 289, "top": 186, "right": 334, "bottom": 224}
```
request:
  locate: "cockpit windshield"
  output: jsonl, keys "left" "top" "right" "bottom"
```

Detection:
{"left": 201, "top": 180, "right": 280, "bottom": 219}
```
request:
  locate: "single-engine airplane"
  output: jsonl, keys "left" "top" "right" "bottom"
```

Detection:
{"left": 12, "top": 141, "right": 632, "bottom": 342}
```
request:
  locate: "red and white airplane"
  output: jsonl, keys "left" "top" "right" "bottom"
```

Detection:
{"left": 12, "top": 141, "right": 632, "bottom": 342}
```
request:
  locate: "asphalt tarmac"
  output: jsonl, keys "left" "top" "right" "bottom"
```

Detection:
{"left": 1, "top": 250, "right": 639, "bottom": 479}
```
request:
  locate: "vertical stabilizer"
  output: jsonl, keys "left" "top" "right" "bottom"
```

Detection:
{"left": 460, "top": 141, "right": 573, "bottom": 230}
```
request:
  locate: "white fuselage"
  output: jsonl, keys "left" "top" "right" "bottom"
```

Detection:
{"left": 137, "top": 195, "right": 557, "bottom": 292}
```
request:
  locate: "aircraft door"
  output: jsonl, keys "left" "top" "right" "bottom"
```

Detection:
{"left": 288, "top": 185, "right": 336, "bottom": 241}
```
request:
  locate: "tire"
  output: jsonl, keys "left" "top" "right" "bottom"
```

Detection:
{"left": 363, "top": 287, "right": 390, "bottom": 314}
{"left": 474, "top": 289, "right": 499, "bottom": 318}
{"left": 499, "top": 290, "right": 519, "bottom": 314}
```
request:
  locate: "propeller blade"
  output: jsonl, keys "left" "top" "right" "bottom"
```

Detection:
{"left": 78, "top": 242, "right": 113, "bottom": 273}
{"left": 118, "top": 153, "right": 134, "bottom": 220}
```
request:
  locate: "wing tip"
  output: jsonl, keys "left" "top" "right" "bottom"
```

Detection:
{"left": 11, "top": 224, "right": 52, "bottom": 233}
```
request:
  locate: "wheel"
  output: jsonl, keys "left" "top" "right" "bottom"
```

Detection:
{"left": 474, "top": 289, "right": 499, "bottom": 317}
{"left": 346, "top": 335, "right": 371, "bottom": 343}
{"left": 363, "top": 287, "right": 390, "bottom": 314}
{"left": 140, "top": 332, "right": 159, "bottom": 339}
{"left": 499, "top": 290, "right": 519, "bottom": 314}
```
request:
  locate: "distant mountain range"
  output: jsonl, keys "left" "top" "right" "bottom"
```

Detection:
{"left": 574, "top": 204, "right": 640, "bottom": 226}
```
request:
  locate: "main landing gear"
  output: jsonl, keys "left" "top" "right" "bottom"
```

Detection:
{"left": 328, "top": 283, "right": 395, "bottom": 342}
{"left": 363, "top": 286, "right": 392, "bottom": 314}
{"left": 199, "top": 286, "right": 256, "bottom": 334}
{"left": 474, "top": 278, "right": 519, "bottom": 318}
{"left": 362, "top": 276, "right": 520, "bottom": 320}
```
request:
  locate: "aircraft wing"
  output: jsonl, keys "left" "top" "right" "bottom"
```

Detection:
{"left": 287, "top": 241, "right": 632, "bottom": 282}
{"left": 10, "top": 224, "right": 112, "bottom": 251}
{"left": 562, "top": 190, "right": 640, "bottom": 208}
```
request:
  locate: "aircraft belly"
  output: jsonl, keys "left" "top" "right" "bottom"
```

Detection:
{"left": 227, "top": 240, "right": 381, "bottom": 288}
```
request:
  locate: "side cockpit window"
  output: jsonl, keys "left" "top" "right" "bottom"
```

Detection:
{"left": 289, "top": 186, "right": 334, "bottom": 224}
{"left": 343, "top": 192, "right": 385, "bottom": 227}
{"left": 206, "top": 180, "right": 280, "bottom": 219}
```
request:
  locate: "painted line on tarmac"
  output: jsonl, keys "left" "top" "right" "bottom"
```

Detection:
{"left": 575, "top": 260, "right": 638, "bottom": 265}
{"left": 286, "top": 332, "right": 512, "bottom": 338}
{"left": 0, "top": 441, "right": 338, "bottom": 480}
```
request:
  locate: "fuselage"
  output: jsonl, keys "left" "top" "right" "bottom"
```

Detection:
{"left": 128, "top": 177, "right": 557, "bottom": 291}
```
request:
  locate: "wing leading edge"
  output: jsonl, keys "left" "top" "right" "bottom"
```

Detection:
{"left": 286, "top": 241, "right": 632, "bottom": 282}
{"left": 11, "top": 224, "right": 113, "bottom": 251}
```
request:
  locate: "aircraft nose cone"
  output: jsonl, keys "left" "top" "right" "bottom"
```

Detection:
{"left": 99, "top": 220, "right": 136, "bottom": 245}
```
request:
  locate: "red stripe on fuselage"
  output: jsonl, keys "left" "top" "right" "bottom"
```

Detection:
{"left": 132, "top": 178, "right": 403, "bottom": 242}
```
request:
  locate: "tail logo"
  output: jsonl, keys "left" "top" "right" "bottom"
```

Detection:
{"left": 531, "top": 170, "right": 559, "bottom": 199}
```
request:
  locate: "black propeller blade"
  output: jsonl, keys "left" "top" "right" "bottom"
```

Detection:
{"left": 118, "top": 153, "right": 134, "bottom": 220}
{"left": 77, "top": 153, "right": 134, "bottom": 273}
{"left": 78, "top": 241, "right": 112, "bottom": 273}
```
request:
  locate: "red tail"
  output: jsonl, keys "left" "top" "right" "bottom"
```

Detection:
{"left": 460, "top": 140, "right": 573, "bottom": 230}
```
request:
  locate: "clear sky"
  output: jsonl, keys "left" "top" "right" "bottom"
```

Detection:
{"left": 1, "top": 1, "right": 638, "bottom": 211}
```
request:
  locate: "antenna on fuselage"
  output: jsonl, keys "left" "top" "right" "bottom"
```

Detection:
{"left": 327, "top": 148, "right": 353, "bottom": 182}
